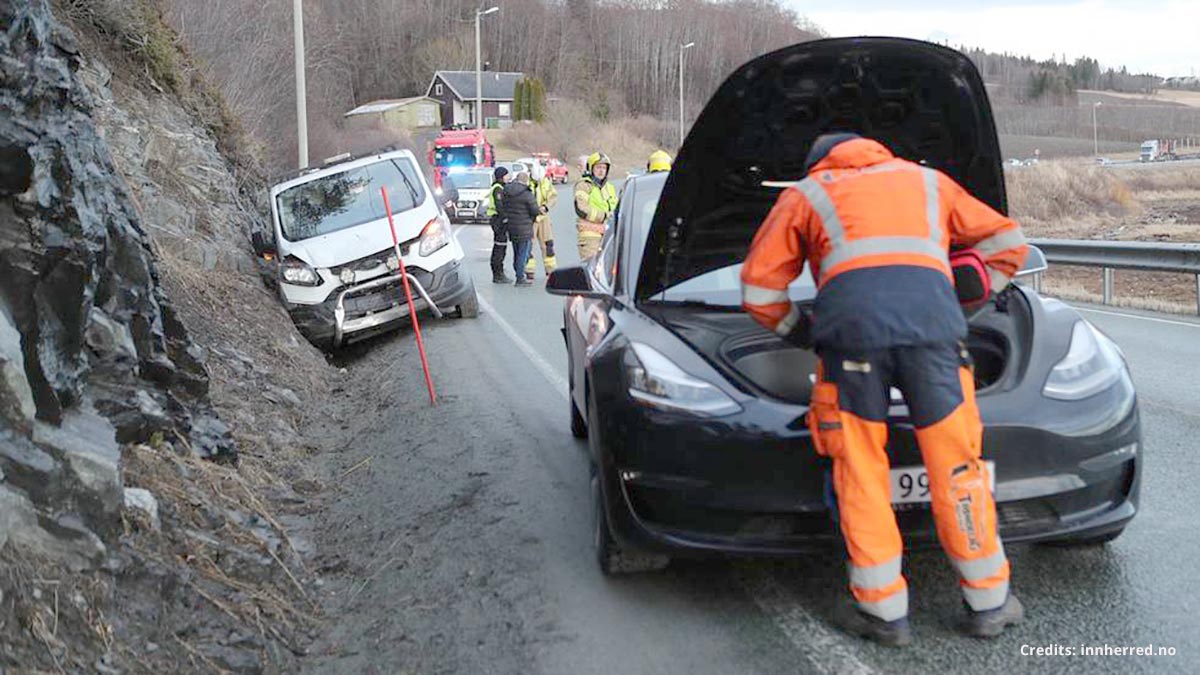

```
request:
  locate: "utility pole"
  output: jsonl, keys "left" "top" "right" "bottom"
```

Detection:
{"left": 679, "top": 41, "right": 695, "bottom": 147}
{"left": 475, "top": 7, "right": 500, "bottom": 130}
{"left": 1093, "top": 101, "right": 1102, "bottom": 157}
{"left": 293, "top": 0, "right": 308, "bottom": 169}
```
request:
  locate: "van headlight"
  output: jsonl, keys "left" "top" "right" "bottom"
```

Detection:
{"left": 280, "top": 256, "right": 321, "bottom": 286}
{"left": 419, "top": 216, "right": 449, "bottom": 256}
{"left": 625, "top": 342, "right": 741, "bottom": 416}
{"left": 1043, "top": 321, "right": 1126, "bottom": 400}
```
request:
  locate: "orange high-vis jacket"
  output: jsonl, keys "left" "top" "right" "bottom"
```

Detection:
{"left": 740, "top": 138, "right": 1028, "bottom": 337}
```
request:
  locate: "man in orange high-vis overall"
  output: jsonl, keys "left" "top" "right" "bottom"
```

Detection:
{"left": 741, "top": 134, "right": 1029, "bottom": 647}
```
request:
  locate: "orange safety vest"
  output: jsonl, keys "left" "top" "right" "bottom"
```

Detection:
{"left": 741, "top": 139, "right": 1027, "bottom": 337}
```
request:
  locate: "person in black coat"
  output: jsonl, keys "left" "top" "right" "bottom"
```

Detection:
{"left": 501, "top": 171, "right": 541, "bottom": 287}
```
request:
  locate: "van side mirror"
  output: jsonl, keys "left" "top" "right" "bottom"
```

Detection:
{"left": 1014, "top": 245, "right": 1048, "bottom": 277}
{"left": 251, "top": 230, "right": 276, "bottom": 259}
{"left": 546, "top": 265, "right": 607, "bottom": 298}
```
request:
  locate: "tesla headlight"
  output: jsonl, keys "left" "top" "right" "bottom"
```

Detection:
{"left": 1043, "top": 321, "right": 1126, "bottom": 400}
{"left": 280, "top": 256, "right": 321, "bottom": 286}
{"left": 419, "top": 216, "right": 449, "bottom": 256}
{"left": 625, "top": 342, "right": 741, "bottom": 416}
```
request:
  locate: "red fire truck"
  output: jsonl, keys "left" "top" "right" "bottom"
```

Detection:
{"left": 427, "top": 129, "right": 495, "bottom": 189}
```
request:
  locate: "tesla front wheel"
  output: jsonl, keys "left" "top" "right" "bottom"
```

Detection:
{"left": 571, "top": 397, "right": 588, "bottom": 439}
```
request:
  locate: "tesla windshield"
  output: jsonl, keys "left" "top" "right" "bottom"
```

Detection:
{"left": 632, "top": 179, "right": 814, "bottom": 305}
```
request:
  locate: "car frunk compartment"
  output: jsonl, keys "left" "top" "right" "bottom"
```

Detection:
{"left": 653, "top": 309, "right": 1011, "bottom": 405}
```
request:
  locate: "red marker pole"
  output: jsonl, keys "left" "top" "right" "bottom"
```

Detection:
{"left": 380, "top": 186, "right": 437, "bottom": 405}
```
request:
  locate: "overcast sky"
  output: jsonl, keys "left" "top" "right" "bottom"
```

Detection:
{"left": 791, "top": 1, "right": 1198, "bottom": 78}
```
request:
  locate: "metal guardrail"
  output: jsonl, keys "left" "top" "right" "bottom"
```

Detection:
{"left": 1028, "top": 238, "right": 1200, "bottom": 314}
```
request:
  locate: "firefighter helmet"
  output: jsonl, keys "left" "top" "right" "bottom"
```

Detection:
{"left": 647, "top": 150, "right": 673, "bottom": 173}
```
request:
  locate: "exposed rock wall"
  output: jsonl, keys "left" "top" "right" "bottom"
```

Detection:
{"left": 1, "top": 0, "right": 233, "bottom": 565}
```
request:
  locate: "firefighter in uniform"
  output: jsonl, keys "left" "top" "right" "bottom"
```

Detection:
{"left": 574, "top": 152, "right": 618, "bottom": 260}
{"left": 647, "top": 150, "right": 673, "bottom": 173}
{"left": 741, "top": 134, "right": 1029, "bottom": 646}
{"left": 524, "top": 163, "right": 559, "bottom": 280}
{"left": 488, "top": 166, "right": 512, "bottom": 284}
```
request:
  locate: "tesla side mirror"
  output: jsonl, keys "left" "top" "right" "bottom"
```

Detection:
{"left": 251, "top": 230, "right": 277, "bottom": 260}
{"left": 1015, "top": 245, "right": 1048, "bottom": 278}
{"left": 546, "top": 265, "right": 606, "bottom": 298}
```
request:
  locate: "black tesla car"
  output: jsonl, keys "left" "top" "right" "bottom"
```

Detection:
{"left": 547, "top": 38, "right": 1141, "bottom": 574}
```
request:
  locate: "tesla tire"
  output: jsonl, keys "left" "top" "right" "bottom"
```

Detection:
{"left": 571, "top": 398, "right": 588, "bottom": 439}
{"left": 589, "top": 399, "right": 669, "bottom": 575}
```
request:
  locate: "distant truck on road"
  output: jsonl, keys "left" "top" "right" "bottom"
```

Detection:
{"left": 1140, "top": 139, "right": 1180, "bottom": 162}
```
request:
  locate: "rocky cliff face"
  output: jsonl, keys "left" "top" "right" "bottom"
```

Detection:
{"left": 1, "top": 0, "right": 234, "bottom": 565}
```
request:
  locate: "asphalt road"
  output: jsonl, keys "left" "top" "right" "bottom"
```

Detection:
{"left": 311, "top": 182, "right": 1199, "bottom": 673}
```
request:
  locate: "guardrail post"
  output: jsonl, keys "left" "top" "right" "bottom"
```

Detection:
{"left": 1102, "top": 267, "right": 1114, "bottom": 305}
{"left": 1032, "top": 272, "right": 1043, "bottom": 293}
{"left": 1196, "top": 274, "right": 1200, "bottom": 316}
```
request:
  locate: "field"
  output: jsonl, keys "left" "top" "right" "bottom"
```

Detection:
{"left": 1009, "top": 161, "right": 1200, "bottom": 312}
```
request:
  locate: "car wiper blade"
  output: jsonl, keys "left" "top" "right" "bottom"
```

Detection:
{"left": 653, "top": 299, "right": 742, "bottom": 311}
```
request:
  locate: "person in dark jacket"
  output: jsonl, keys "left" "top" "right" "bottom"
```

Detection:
{"left": 488, "top": 167, "right": 511, "bottom": 283}
{"left": 501, "top": 170, "right": 541, "bottom": 287}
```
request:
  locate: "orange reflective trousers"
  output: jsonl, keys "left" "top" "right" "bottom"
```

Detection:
{"left": 808, "top": 342, "right": 1010, "bottom": 622}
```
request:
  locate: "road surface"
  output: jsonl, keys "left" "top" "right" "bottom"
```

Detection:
{"left": 303, "top": 182, "right": 1197, "bottom": 674}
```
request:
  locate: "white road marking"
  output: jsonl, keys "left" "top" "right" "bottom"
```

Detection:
{"left": 475, "top": 293, "right": 570, "bottom": 401}
{"left": 736, "top": 566, "right": 878, "bottom": 675}
{"left": 1074, "top": 306, "right": 1200, "bottom": 328}
{"left": 477, "top": 272, "right": 875, "bottom": 673}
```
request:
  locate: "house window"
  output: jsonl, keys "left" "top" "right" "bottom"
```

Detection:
{"left": 435, "top": 83, "right": 443, "bottom": 96}
{"left": 498, "top": 103, "right": 511, "bottom": 117}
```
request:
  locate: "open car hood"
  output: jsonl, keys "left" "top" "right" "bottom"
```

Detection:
{"left": 636, "top": 37, "right": 1006, "bottom": 300}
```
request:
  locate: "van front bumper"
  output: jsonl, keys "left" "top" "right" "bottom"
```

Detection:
{"left": 286, "top": 260, "right": 471, "bottom": 348}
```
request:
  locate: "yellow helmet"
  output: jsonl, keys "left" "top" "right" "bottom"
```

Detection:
{"left": 647, "top": 150, "right": 673, "bottom": 173}
{"left": 586, "top": 152, "right": 611, "bottom": 175}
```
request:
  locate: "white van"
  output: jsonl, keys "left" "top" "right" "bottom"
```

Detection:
{"left": 256, "top": 148, "right": 478, "bottom": 350}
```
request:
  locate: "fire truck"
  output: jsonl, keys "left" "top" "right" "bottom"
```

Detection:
{"left": 427, "top": 129, "right": 495, "bottom": 189}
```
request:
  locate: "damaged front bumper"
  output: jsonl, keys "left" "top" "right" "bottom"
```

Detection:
{"left": 286, "top": 260, "right": 472, "bottom": 348}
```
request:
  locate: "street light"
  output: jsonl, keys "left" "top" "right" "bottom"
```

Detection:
{"left": 1093, "top": 101, "right": 1102, "bottom": 158}
{"left": 679, "top": 41, "right": 695, "bottom": 146}
{"left": 293, "top": 0, "right": 308, "bottom": 168}
{"left": 475, "top": 6, "right": 500, "bottom": 130}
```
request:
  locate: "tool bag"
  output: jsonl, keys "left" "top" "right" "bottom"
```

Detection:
{"left": 950, "top": 248, "right": 991, "bottom": 306}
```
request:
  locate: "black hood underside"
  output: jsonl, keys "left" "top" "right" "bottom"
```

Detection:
{"left": 638, "top": 37, "right": 1006, "bottom": 299}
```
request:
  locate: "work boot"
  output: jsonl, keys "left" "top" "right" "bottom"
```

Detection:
{"left": 962, "top": 594, "right": 1024, "bottom": 639}
{"left": 493, "top": 271, "right": 513, "bottom": 284}
{"left": 832, "top": 600, "right": 913, "bottom": 647}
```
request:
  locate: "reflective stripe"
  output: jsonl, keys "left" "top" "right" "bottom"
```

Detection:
{"left": 952, "top": 547, "right": 1007, "bottom": 582}
{"left": 822, "top": 236, "right": 950, "bottom": 274}
{"left": 774, "top": 304, "right": 801, "bottom": 336}
{"left": 796, "top": 178, "right": 845, "bottom": 241}
{"left": 800, "top": 170, "right": 950, "bottom": 285}
{"left": 922, "top": 168, "right": 942, "bottom": 245}
{"left": 743, "top": 284, "right": 791, "bottom": 306}
{"left": 849, "top": 556, "right": 902, "bottom": 590}
{"left": 857, "top": 589, "right": 909, "bottom": 622}
{"left": 962, "top": 580, "right": 1009, "bottom": 612}
{"left": 976, "top": 228, "right": 1027, "bottom": 255}
{"left": 988, "top": 266, "right": 1011, "bottom": 292}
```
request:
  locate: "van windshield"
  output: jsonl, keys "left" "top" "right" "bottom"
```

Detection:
{"left": 276, "top": 157, "right": 425, "bottom": 242}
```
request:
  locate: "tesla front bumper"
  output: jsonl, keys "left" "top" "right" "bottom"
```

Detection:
{"left": 595, "top": 397, "right": 1142, "bottom": 556}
